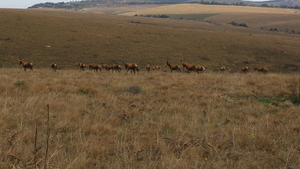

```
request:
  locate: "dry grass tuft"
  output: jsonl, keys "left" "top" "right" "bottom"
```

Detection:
{"left": 0, "top": 68, "right": 300, "bottom": 168}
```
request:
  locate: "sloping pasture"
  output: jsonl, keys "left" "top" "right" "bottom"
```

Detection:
{"left": 117, "top": 4, "right": 300, "bottom": 34}
{"left": 1, "top": 8, "right": 300, "bottom": 72}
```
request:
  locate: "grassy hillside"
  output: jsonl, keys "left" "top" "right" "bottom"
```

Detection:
{"left": 28, "top": 0, "right": 300, "bottom": 9}
{"left": 0, "top": 8, "right": 300, "bottom": 72}
{"left": 0, "top": 68, "right": 300, "bottom": 168}
{"left": 1, "top": 7, "right": 300, "bottom": 169}
{"left": 117, "top": 4, "right": 300, "bottom": 33}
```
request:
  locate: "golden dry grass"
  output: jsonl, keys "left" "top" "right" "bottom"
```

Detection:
{"left": 119, "top": 4, "right": 300, "bottom": 15}
{"left": 0, "top": 68, "right": 300, "bottom": 168}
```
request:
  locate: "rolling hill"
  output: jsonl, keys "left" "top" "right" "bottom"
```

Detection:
{"left": 0, "top": 7, "right": 300, "bottom": 72}
{"left": 1, "top": 6, "right": 300, "bottom": 169}
{"left": 28, "top": 0, "right": 300, "bottom": 9}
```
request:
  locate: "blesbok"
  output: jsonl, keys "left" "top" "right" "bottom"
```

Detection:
{"left": 78, "top": 62, "right": 86, "bottom": 71}
{"left": 107, "top": 64, "right": 122, "bottom": 73}
{"left": 102, "top": 64, "right": 109, "bottom": 71}
{"left": 220, "top": 67, "right": 226, "bottom": 71}
{"left": 89, "top": 64, "right": 102, "bottom": 73}
{"left": 196, "top": 65, "right": 205, "bottom": 73}
{"left": 123, "top": 61, "right": 138, "bottom": 74}
{"left": 166, "top": 61, "right": 181, "bottom": 73}
{"left": 19, "top": 60, "right": 33, "bottom": 71}
{"left": 241, "top": 66, "right": 249, "bottom": 73}
{"left": 181, "top": 60, "right": 197, "bottom": 73}
{"left": 152, "top": 65, "right": 160, "bottom": 71}
{"left": 254, "top": 67, "right": 268, "bottom": 73}
{"left": 50, "top": 62, "right": 57, "bottom": 72}
{"left": 263, "top": 67, "right": 269, "bottom": 72}
{"left": 146, "top": 63, "right": 151, "bottom": 73}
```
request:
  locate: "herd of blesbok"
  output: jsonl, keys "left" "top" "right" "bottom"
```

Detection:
{"left": 17, "top": 60, "right": 269, "bottom": 74}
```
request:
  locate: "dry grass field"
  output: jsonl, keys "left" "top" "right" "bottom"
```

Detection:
{"left": 0, "top": 68, "right": 300, "bottom": 169}
{"left": 1, "top": 5, "right": 300, "bottom": 168}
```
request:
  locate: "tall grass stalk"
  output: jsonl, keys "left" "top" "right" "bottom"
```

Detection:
{"left": 44, "top": 104, "right": 50, "bottom": 169}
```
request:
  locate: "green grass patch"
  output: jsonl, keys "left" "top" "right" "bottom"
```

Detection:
{"left": 14, "top": 81, "right": 27, "bottom": 86}
{"left": 258, "top": 98, "right": 279, "bottom": 106}
{"left": 258, "top": 98, "right": 272, "bottom": 104}
{"left": 80, "top": 87, "right": 90, "bottom": 94}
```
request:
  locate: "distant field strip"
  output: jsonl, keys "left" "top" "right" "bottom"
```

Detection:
{"left": 167, "top": 14, "right": 217, "bottom": 20}
{"left": 120, "top": 4, "right": 299, "bottom": 15}
{"left": 139, "top": 14, "right": 217, "bottom": 20}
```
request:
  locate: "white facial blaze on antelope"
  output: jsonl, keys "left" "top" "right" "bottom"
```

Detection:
{"left": 107, "top": 64, "right": 122, "bottom": 73}
{"left": 241, "top": 66, "right": 249, "bottom": 73}
{"left": 166, "top": 61, "right": 181, "bottom": 73}
{"left": 19, "top": 60, "right": 33, "bottom": 71}
{"left": 146, "top": 64, "right": 151, "bottom": 73}
{"left": 78, "top": 62, "right": 86, "bottom": 71}
{"left": 123, "top": 61, "right": 138, "bottom": 74}
{"left": 152, "top": 65, "right": 160, "bottom": 71}
{"left": 50, "top": 62, "right": 57, "bottom": 72}
{"left": 89, "top": 63, "right": 102, "bottom": 73}
{"left": 220, "top": 67, "right": 226, "bottom": 71}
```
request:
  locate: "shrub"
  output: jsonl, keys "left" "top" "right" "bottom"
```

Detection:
{"left": 270, "top": 28, "right": 278, "bottom": 31}
{"left": 80, "top": 87, "right": 90, "bottom": 94}
{"left": 121, "top": 85, "right": 142, "bottom": 94}
{"left": 14, "top": 81, "right": 27, "bottom": 86}
{"left": 290, "top": 94, "right": 300, "bottom": 105}
{"left": 229, "top": 21, "right": 248, "bottom": 27}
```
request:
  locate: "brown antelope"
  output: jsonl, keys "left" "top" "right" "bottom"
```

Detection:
{"left": 78, "top": 62, "right": 86, "bottom": 71}
{"left": 196, "top": 65, "right": 205, "bottom": 73}
{"left": 181, "top": 60, "right": 197, "bottom": 73}
{"left": 123, "top": 61, "right": 138, "bottom": 74}
{"left": 263, "top": 67, "right": 269, "bottom": 72}
{"left": 102, "top": 64, "right": 109, "bottom": 71}
{"left": 220, "top": 67, "right": 226, "bottom": 71}
{"left": 241, "top": 66, "right": 249, "bottom": 73}
{"left": 254, "top": 67, "right": 268, "bottom": 73}
{"left": 146, "top": 63, "right": 151, "bottom": 73}
{"left": 107, "top": 64, "right": 122, "bottom": 73}
{"left": 152, "top": 65, "right": 160, "bottom": 71}
{"left": 166, "top": 61, "right": 181, "bottom": 73}
{"left": 19, "top": 60, "right": 33, "bottom": 71}
{"left": 89, "top": 64, "right": 102, "bottom": 73}
{"left": 50, "top": 62, "right": 57, "bottom": 72}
